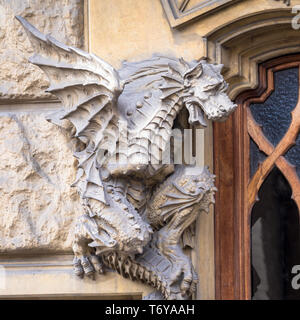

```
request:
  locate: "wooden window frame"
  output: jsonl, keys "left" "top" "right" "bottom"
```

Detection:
{"left": 213, "top": 54, "right": 300, "bottom": 300}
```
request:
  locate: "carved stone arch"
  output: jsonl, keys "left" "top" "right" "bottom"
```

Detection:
{"left": 203, "top": 8, "right": 300, "bottom": 99}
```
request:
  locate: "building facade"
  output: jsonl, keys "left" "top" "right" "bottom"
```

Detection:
{"left": 0, "top": 0, "right": 299, "bottom": 300}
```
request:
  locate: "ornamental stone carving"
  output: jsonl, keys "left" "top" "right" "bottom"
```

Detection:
{"left": 161, "top": 0, "right": 291, "bottom": 29}
{"left": 17, "top": 16, "right": 236, "bottom": 300}
{"left": 160, "top": 0, "right": 242, "bottom": 28}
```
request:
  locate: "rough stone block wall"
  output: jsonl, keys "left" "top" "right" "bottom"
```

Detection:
{"left": 0, "top": 113, "right": 83, "bottom": 253}
{"left": 0, "top": 0, "right": 84, "bottom": 100}
{"left": 0, "top": 0, "right": 84, "bottom": 253}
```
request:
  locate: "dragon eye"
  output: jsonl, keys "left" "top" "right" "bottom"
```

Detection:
{"left": 218, "top": 82, "right": 228, "bottom": 92}
{"left": 203, "top": 84, "right": 217, "bottom": 92}
{"left": 204, "top": 81, "right": 227, "bottom": 92}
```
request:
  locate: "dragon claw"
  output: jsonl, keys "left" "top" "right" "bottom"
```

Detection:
{"left": 73, "top": 254, "right": 104, "bottom": 280}
{"left": 73, "top": 257, "right": 84, "bottom": 278}
{"left": 89, "top": 254, "right": 105, "bottom": 274}
{"left": 154, "top": 235, "right": 198, "bottom": 299}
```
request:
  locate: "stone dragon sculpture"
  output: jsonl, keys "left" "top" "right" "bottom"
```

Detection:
{"left": 17, "top": 16, "right": 236, "bottom": 300}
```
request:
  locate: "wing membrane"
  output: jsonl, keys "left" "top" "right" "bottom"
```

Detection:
{"left": 17, "top": 16, "right": 123, "bottom": 205}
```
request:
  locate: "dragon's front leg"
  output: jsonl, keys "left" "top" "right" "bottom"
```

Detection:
{"left": 72, "top": 194, "right": 152, "bottom": 279}
{"left": 151, "top": 209, "right": 200, "bottom": 299}
{"left": 152, "top": 210, "right": 199, "bottom": 298}
{"left": 72, "top": 215, "right": 106, "bottom": 278}
{"left": 146, "top": 166, "right": 216, "bottom": 299}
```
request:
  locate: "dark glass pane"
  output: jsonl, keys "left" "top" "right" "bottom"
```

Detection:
{"left": 250, "top": 68, "right": 299, "bottom": 147}
{"left": 250, "top": 137, "right": 267, "bottom": 178}
{"left": 251, "top": 167, "right": 300, "bottom": 300}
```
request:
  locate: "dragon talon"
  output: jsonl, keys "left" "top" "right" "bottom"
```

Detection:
{"left": 73, "top": 257, "right": 84, "bottom": 278}
{"left": 81, "top": 257, "right": 95, "bottom": 276}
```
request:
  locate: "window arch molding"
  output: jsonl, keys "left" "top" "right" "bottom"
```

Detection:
{"left": 204, "top": 8, "right": 300, "bottom": 99}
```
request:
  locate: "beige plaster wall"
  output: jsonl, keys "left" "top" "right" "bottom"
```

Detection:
{"left": 88, "top": 0, "right": 297, "bottom": 67}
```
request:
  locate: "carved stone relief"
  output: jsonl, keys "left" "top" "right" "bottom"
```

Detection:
{"left": 160, "top": 0, "right": 242, "bottom": 28}
{"left": 17, "top": 16, "right": 236, "bottom": 300}
{"left": 161, "top": 0, "right": 292, "bottom": 29}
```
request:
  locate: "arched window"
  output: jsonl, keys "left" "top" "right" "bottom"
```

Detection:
{"left": 214, "top": 54, "right": 300, "bottom": 299}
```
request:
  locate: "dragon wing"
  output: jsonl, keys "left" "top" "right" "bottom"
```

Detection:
{"left": 17, "top": 16, "right": 123, "bottom": 205}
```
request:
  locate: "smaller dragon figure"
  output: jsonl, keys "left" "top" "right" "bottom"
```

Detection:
{"left": 17, "top": 16, "right": 236, "bottom": 300}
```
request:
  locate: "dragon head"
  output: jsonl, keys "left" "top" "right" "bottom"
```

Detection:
{"left": 182, "top": 60, "right": 236, "bottom": 127}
